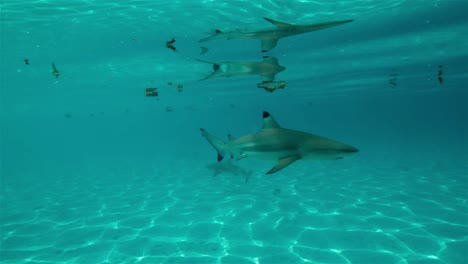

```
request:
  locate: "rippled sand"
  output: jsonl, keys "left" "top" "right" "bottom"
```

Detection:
{"left": 1, "top": 158, "right": 466, "bottom": 263}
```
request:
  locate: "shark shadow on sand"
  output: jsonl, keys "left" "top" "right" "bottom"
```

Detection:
{"left": 206, "top": 160, "right": 253, "bottom": 183}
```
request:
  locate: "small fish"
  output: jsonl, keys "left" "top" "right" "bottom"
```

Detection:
{"left": 51, "top": 63, "right": 59, "bottom": 78}
{"left": 388, "top": 71, "right": 398, "bottom": 88}
{"left": 166, "top": 38, "right": 177, "bottom": 52}
{"left": 438, "top": 65, "right": 443, "bottom": 85}
{"left": 175, "top": 84, "right": 184, "bottom": 92}
{"left": 145, "top": 88, "right": 158, "bottom": 97}
{"left": 24, "top": 59, "right": 29, "bottom": 65}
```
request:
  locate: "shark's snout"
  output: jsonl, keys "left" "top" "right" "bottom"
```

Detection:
{"left": 344, "top": 146, "right": 359, "bottom": 153}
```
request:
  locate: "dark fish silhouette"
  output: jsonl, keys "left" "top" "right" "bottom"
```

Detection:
{"left": 51, "top": 63, "right": 59, "bottom": 78}
{"left": 166, "top": 38, "right": 177, "bottom": 52}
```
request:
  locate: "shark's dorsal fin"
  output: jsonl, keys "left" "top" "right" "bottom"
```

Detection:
{"left": 264, "top": 17, "right": 293, "bottom": 28}
{"left": 262, "top": 74, "right": 275, "bottom": 82}
{"left": 262, "top": 111, "right": 281, "bottom": 129}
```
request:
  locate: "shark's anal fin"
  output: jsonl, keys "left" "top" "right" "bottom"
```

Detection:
{"left": 266, "top": 155, "right": 300, "bottom": 174}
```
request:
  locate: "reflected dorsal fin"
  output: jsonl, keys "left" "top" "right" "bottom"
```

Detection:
{"left": 261, "top": 39, "right": 279, "bottom": 52}
{"left": 262, "top": 111, "right": 281, "bottom": 129}
{"left": 264, "top": 17, "right": 294, "bottom": 28}
{"left": 262, "top": 56, "right": 279, "bottom": 65}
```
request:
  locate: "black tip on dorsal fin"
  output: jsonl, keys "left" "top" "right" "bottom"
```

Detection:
{"left": 215, "top": 29, "right": 222, "bottom": 34}
{"left": 263, "top": 111, "right": 270, "bottom": 118}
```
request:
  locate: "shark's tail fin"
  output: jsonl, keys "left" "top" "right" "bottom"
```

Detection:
{"left": 200, "top": 128, "right": 228, "bottom": 161}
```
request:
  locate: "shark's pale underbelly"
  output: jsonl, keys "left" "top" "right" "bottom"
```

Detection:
{"left": 232, "top": 143, "right": 346, "bottom": 161}
{"left": 232, "top": 143, "right": 297, "bottom": 160}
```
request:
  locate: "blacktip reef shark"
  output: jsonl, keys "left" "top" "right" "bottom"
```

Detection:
{"left": 198, "top": 56, "right": 285, "bottom": 82}
{"left": 200, "top": 111, "right": 358, "bottom": 175}
{"left": 199, "top": 17, "right": 353, "bottom": 52}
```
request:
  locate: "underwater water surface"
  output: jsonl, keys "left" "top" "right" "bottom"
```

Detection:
{"left": 1, "top": 0, "right": 467, "bottom": 263}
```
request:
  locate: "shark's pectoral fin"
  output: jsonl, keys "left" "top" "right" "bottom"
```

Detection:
{"left": 200, "top": 71, "right": 219, "bottom": 81}
{"left": 199, "top": 65, "right": 223, "bottom": 81}
{"left": 237, "top": 153, "right": 248, "bottom": 160}
{"left": 266, "top": 155, "right": 300, "bottom": 174}
{"left": 261, "top": 39, "right": 279, "bottom": 52}
{"left": 197, "top": 59, "right": 220, "bottom": 81}
{"left": 264, "top": 17, "right": 294, "bottom": 28}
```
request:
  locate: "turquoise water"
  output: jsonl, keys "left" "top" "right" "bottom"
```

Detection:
{"left": 1, "top": 0, "right": 468, "bottom": 263}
